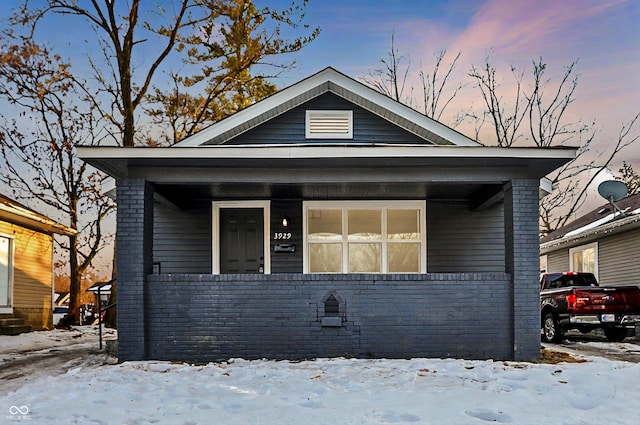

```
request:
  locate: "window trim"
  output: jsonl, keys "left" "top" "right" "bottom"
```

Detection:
{"left": 211, "top": 200, "right": 271, "bottom": 275}
{"left": 569, "top": 242, "right": 598, "bottom": 279}
{"left": 0, "top": 233, "right": 14, "bottom": 314}
{"left": 302, "top": 200, "right": 427, "bottom": 274}
{"left": 539, "top": 254, "right": 548, "bottom": 274}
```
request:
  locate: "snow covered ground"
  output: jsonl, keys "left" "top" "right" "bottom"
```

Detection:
{"left": 1, "top": 328, "right": 639, "bottom": 425}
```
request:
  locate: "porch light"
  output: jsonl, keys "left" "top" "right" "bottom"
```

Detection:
{"left": 281, "top": 216, "right": 290, "bottom": 227}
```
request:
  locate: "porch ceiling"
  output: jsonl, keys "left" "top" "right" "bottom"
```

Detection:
{"left": 153, "top": 181, "right": 501, "bottom": 209}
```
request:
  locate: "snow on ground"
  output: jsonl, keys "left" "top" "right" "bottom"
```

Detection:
{"left": 0, "top": 326, "right": 117, "bottom": 395}
{"left": 0, "top": 326, "right": 113, "bottom": 357}
{"left": 1, "top": 329, "right": 639, "bottom": 425}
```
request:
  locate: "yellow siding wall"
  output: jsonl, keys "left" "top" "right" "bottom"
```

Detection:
{"left": 0, "top": 220, "right": 53, "bottom": 330}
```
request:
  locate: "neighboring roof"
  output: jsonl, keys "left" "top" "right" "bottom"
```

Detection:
{"left": 173, "top": 67, "right": 482, "bottom": 148}
{"left": 87, "top": 281, "right": 112, "bottom": 294}
{"left": 0, "top": 193, "right": 77, "bottom": 236}
{"left": 540, "top": 192, "right": 640, "bottom": 252}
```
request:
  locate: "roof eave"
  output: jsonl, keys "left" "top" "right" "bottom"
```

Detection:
{"left": 0, "top": 209, "right": 77, "bottom": 236}
{"left": 78, "top": 145, "right": 577, "bottom": 181}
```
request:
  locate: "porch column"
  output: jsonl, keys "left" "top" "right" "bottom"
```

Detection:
{"left": 116, "top": 179, "right": 154, "bottom": 361}
{"left": 504, "top": 179, "right": 540, "bottom": 360}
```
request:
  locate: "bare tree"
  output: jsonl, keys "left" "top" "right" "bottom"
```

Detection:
{"left": 469, "top": 57, "right": 581, "bottom": 148}
{"left": 468, "top": 55, "right": 534, "bottom": 147}
{"left": 419, "top": 49, "right": 464, "bottom": 121}
{"left": 360, "top": 32, "right": 413, "bottom": 105}
{"left": 361, "top": 35, "right": 465, "bottom": 124}
{"left": 0, "top": 41, "right": 115, "bottom": 325}
{"left": 540, "top": 114, "right": 640, "bottom": 235}
{"left": 14, "top": 0, "right": 319, "bottom": 147}
{"left": 467, "top": 56, "right": 638, "bottom": 235}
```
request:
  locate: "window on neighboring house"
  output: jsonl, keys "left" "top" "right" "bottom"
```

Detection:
{"left": 569, "top": 243, "right": 598, "bottom": 278}
{"left": 304, "top": 201, "right": 426, "bottom": 274}
{"left": 540, "top": 255, "right": 548, "bottom": 273}
{"left": 0, "top": 235, "right": 13, "bottom": 310}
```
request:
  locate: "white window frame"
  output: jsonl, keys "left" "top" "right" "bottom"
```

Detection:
{"left": 305, "top": 110, "right": 353, "bottom": 139}
{"left": 569, "top": 242, "right": 598, "bottom": 279}
{"left": 539, "top": 254, "right": 548, "bottom": 274}
{"left": 303, "top": 200, "right": 427, "bottom": 274}
{"left": 211, "top": 201, "right": 271, "bottom": 275}
{"left": 0, "top": 233, "right": 14, "bottom": 314}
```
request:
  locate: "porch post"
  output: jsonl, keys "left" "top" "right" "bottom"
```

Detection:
{"left": 504, "top": 179, "right": 540, "bottom": 360}
{"left": 116, "top": 179, "right": 154, "bottom": 361}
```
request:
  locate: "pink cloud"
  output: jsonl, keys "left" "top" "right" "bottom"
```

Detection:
{"left": 383, "top": 0, "right": 638, "bottom": 151}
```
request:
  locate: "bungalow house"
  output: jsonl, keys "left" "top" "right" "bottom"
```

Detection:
{"left": 78, "top": 67, "right": 574, "bottom": 362}
{"left": 540, "top": 192, "right": 640, "bottom": 286}
{"left": 0, "top": 193, "right": 76, "bottom": 333}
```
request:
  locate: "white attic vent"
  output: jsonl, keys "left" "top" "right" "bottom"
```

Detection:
{"left": 305, "top": 110, "right": 353, "bottom": 139}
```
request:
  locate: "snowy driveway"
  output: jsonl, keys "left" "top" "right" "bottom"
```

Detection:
{"left": 547, "top": 330, "right": 640, "bottom": 363}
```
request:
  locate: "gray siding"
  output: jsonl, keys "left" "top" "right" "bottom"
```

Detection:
{"left": 546, "top": 227, "right": 640, "bottom": 286}
{"left": 223, "top": 92, "right": 428, "bottom": 145}
{"left": 145, "top": 273, "right": 513, "bottom": 362}
{"left": 427, "top": 201, "right": 505, "bottom": 273}
{"left": 599, "top": 228, "right": 640, "bottom": 286}
{"left": 546, "top": 250, "right": 569, "bottom": 273}
{"left": 153, "top": 202, "right": 211, "bottom": 274}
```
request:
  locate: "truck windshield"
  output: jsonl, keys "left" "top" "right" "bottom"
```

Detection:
{"left": 545, "top": 273, "right": 598, "bottom": 289}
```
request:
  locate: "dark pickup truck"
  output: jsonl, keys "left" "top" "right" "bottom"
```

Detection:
{"left": 540, "top": 272, "right": 640, "bottom": 342}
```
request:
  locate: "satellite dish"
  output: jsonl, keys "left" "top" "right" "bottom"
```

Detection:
{"left": 597, "top": 180, "right": 628, "bottom": 217}
{"left": 597, "top": 180, "right": 628, "bottom": 202}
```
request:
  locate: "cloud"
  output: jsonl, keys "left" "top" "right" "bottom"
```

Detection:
{"left": 448, "top": 0, "right": 633, "bottom": 63}
{"left": 381, "top": 0, "right": 638, "bottom": 148}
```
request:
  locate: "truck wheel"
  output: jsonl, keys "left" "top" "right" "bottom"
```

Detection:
{"left": 603, "top": 327, "right": 627, "bottom": 342}
{"left": 542, "top": 313, "right": 563, "bottom": 343}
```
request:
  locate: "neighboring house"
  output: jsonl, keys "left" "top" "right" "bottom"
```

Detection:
{"left": 0, "top": 194, "right": 76, "bottom": 333}
{"left": 540, "top": 192, "right": 640, "bottom": 286}
{"left": 78, "top": 67, "right": 574, "bottom": 362}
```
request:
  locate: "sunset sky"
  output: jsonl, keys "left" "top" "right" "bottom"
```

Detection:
{"left": 263, "top": 0, "right": 639, "bottom": 160}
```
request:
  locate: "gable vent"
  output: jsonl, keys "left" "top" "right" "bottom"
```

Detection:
{"left": 305, "top": 110, "right": 353, "bottom": 139}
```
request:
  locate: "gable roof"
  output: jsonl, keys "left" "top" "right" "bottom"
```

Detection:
{"left": 0, "top": 193, "right": 76, "bottom": 236}
{"left": 173, "top": 67, "right": 482, "bottom": 148}
{"left": 540, "top": 191, "right": 640, "bottom": 251}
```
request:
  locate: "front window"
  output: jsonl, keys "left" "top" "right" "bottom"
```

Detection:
{"left": 304, "top": 201, "right": 426, "bottom": 273}
{"left": 569, "top": 243, "right": 598, "bottom": 278}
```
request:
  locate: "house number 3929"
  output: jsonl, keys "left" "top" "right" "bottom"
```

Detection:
{"left": 274, "top": 232, "right": 292, "bottom": 240}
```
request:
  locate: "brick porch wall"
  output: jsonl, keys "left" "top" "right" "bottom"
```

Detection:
{"left": 144, "top": 273, "right": 513, "bottom": 362}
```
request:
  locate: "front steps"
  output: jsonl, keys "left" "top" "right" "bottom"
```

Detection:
{"left": 0, "top": 317, "right": 32, "bottom": 335}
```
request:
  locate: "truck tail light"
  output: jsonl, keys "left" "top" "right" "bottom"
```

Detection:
{"left": 566, "top": 294, "right": 588, "bottom": 311}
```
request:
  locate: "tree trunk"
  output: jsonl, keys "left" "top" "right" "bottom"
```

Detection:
{"left": 65, "top": 234, "right": 81, "bottom": 325}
